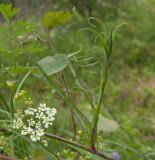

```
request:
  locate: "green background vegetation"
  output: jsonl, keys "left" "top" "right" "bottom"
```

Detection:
{"left": 0, "top": 0, "right": 155, "bottom": 160}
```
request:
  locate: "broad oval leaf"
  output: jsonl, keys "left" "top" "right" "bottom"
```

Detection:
{"left": 43, "top": 11, "right": 73, "bottom": 29}
{"left": 37, "top": 54, "right": 69, "bottom": 75}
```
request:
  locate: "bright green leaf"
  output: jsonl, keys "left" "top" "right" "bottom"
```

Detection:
{"left": 43, "top": 11, "right": 73, "bottom": 29}
{"left": 0, "top": 3, "right": 20, "bottom": 22}
{"left": 13, "top": 18, "right": 36, "bottom": 36}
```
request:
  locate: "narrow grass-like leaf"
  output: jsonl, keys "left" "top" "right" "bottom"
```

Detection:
{"left": 0, "top": 109, "right": 10, "bottom": 119}
{"left": 105, "top": 140, "right": 138, "bottom": 154}
{"left": 106, "top": 29, "right": 113, "bottom": 60}
{"left": 113, "top": 23, "right": 127, "bottom": 41}
{"left": 88, "top": 17, "right": 103, "bottom": 28}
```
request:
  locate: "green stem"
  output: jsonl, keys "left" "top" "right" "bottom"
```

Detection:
{"left": 62, "top": 73, "right": 77, "bottom": 140}
{"left": 9, "top": 21, "right": 14, "bottom": 119}
{"left": 91, "top": 61, "right": 109, "bottom": 150}
{"left": 45, "top": 133, "right": 113, "bottom": 160}
{"left": 13, "top": 70, "right": 32, "bottom": 106}
{"left": 9, "top": 85, "right": 13, "bottom": 120}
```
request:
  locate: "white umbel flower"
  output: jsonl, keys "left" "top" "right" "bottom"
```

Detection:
{"left": 12, "top": 103, "right": 57, "bottom": 146}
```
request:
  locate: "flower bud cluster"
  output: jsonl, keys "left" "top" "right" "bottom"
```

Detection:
{"left": 0, "top": 135, "right": 9, "bottom": 154}
{"left": 13, "top": 103, "right": 57, "bottom": 146}
{"left": 15, "top": 90, "right": 27, "bottom": 99}
{"left": 6, "top": 80, "right": 16, "bottom": 88}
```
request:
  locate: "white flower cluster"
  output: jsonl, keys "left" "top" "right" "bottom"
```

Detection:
{"left": 13, "top": 103, "right": 57, "bottom": 146}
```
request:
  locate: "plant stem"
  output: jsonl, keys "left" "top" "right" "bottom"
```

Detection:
{"left": 9, "top": 21, "right": 14, "bottom": 119}
{"left": 41, "top": 30, "right": 77, "bottom": 139}
{"left": 38, "top": 65, "right": 91, "bottom": 130}
{"left": 45, "top": 133, "right": 113, "bottom": 160}
{"left": 62, "top": 73, "right": 77, "bottom": 140}
{"left": 91, "top": 61, "right": 109, "bottom": 150}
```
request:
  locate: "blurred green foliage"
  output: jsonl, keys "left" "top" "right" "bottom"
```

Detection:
{"left": 0, "top": 0, "right": 155, "bottom": 160}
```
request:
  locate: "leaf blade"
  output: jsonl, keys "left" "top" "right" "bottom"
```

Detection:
{"left": 43, "top": 11, "right": 73, "bottom": 29}
{"left": 37, "top": 54, "right": 69, "bottom": 76}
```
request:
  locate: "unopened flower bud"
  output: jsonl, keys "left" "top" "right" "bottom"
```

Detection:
{"left": 6, "top": 80, "right": 16, "bottom": 88}
{"left": 15, "top": 90, "right": 27, "bottom": 99}
{"left": 25, "top": 98, "right": 34, "bottom": 106}
{"left": 77, "top": 129, "right": 83, "bottom": 136}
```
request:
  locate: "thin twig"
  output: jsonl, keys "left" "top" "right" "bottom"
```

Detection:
{"left": 45, "top": 133, "right": 113, "bottom": 160}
